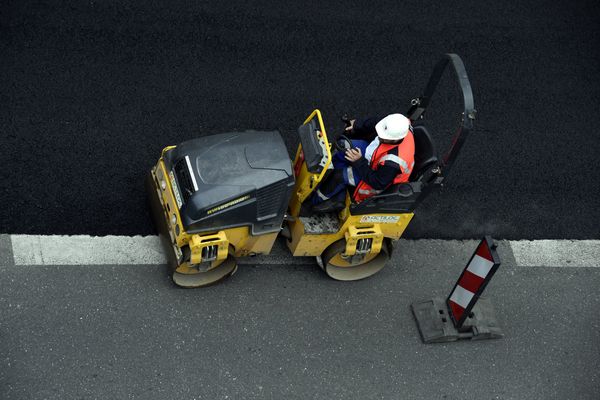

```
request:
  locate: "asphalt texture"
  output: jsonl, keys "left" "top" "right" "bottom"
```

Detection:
{"left": 1, "top": 1, "right": 599, "bottom": 239}
{"left": 1, "top": 239, "right": 599, "bottom": 400}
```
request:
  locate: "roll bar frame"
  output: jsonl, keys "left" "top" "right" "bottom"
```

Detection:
{"left": 406, "top": 53, "right": 476, "bottom": 180}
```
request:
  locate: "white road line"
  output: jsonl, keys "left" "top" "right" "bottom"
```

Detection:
{"left": 10, "top": 235, "right": 167, "bottom": 265}
{"left": 6, "top": 235, "right": 600, "bottom": 268}
{"left": 509, "top": 240, "right": 600, "bottom": 268}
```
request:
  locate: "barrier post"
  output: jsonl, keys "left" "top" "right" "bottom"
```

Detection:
{"left": 411, "top": 236, "right": 503, "bottom": 343}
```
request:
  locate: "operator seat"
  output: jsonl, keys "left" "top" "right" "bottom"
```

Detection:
{"left": 409, "top": 124, "right": 438, "bottom": 182}
{"left": 349, "top": 124, "right": 439, "bottom": 215}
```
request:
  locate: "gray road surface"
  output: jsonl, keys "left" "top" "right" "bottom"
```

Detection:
{"left": 1, "top": 239, "right": 598, "bottom": 399}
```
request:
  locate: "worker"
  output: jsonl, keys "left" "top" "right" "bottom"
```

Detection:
{"left": 310, "top": 113, "right": 415, "bottom": 213}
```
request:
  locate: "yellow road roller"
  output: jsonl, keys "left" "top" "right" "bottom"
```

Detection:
{"left": 146, "top": 54, "right": 475, "bottom": 287}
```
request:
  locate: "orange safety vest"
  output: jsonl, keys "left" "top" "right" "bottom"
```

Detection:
{"left": 353, "top": 131, "right": 415, "bottom": 203}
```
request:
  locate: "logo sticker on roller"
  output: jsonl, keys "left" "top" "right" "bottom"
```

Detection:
{"left": 169, "top": 171, "right": 183, "bottom": 209}
{"left": 360, "top": 216, "right": 400, "bottom": 223}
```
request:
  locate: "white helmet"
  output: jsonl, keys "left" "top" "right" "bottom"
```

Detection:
{"left": 375, "top": 114, "right": 411, "bottom": 141}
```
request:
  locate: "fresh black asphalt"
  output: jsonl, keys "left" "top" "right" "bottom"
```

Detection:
{"left": 1, "top": 1, "right": 599, "bottom": 239}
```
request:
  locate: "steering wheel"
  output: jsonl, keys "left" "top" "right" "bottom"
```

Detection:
{"left": 333, "top": 134, "right": 353, "bottom": 152}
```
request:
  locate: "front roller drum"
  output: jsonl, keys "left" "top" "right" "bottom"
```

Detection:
{"left": 319, "top": 239, "right": 391, "bottom": 281}
{"left": 146, "top": 170, "right": 238, "bottom": 288}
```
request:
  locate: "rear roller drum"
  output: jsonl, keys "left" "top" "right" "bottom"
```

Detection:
{"left": 319, "top": 239, "right": 391, "bottom": 281}
{"left": 146, "top": 171, "right": 238, "bottom": 288}
{"left": 172, "top": 255, "right": 238, "bottom": 288}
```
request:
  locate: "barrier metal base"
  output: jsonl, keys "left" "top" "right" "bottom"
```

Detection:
{"left": 411, "top": 297, "right": 503, "bottom": 343}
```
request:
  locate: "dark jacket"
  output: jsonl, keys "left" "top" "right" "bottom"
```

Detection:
{"left": 347, "top": 116, "right": 401, "bottom": 190}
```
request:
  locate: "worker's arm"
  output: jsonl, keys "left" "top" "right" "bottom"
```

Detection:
{"left": 351, "top": 158, "right": 398, "bottom": 190}
{"left": 346, "top": 116, "right": 384, "bottom": 141}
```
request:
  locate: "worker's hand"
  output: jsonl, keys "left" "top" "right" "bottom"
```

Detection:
{"left": 344, "top": 119, "right": 356, "bottom": 132}
{"left": 344, "top": 148, "right": 362, "bottom": 162}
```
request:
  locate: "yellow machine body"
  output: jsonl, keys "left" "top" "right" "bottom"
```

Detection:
{"left": 286, "top": 211, "right": 413, "bottom": 257}
{"left": 148, "top": 109, "right": 417, "bottom": 286}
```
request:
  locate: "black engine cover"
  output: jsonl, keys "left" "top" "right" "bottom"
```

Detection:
{"left": 162, "top": 130, "right": 294, "bottom": 235}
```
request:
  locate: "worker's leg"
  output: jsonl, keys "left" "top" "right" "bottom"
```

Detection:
{"left": 310, "top": 139, "right": 370, "bottom": 206}
{"left": 338, "top": 138, "right": 368, "bottom": 194}
{"left": 311, "top": 168, "right": 346, "bottom": 205}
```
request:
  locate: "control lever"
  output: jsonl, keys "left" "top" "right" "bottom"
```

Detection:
{"left": 335, "top": 114, "right": 357, "bottom": 152}
{"left": 341, "top": 114, "right": 352, "bottom": 128}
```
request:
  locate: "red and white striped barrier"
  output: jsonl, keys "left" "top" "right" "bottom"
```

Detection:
{"left": 447, "top": 237, "right": 500, "bottom": 327}
{"left": 411, "top": 236, "right": 502, "bottom": 343}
